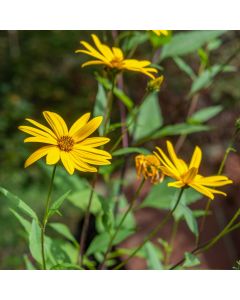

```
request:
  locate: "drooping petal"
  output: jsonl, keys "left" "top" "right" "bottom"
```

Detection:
{"left": 69, "top": 112, "right": 91, "bottom": 136}
{"left": 168, "top": 181, "right": 186, "bottom": 188}
{"left": 24, "top": 146, "right": 54, "bottom": 168}
{"left": 189, "top": 183, "right": 214, "bottom": 200}
{"left": 46, "top": 147, "right": 60, "bottom": 165}
{"left": 189, "top": 146, "right": 202, "bottom": 170}
{"left": 73, "top": 145, "right": 112, "bottom": 159}
{"left": 60, "top": 151, "right": 75, "bottom": 175}
{"left": 73, "top": 116, "right": 103, "bottom": 142}
{"left": 43, "top": 111, "right": 68, "bottom": 139}
{"left": 82, "top": 60, "right": 107, "bottom": 68}
{"left": 77, "top": 137, "right": 110, "bottom": 147}
{"left": 69, "top": 151, "right": 97, "bottom": 172}
{"left": 194, "top": 175, "right": 233, "bottom": 187}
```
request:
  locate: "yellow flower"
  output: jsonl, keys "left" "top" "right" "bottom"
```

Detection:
{"left": 19, "top": 111, "right": 112, "bottom": 175}
{"left": 147, "top": 75, "right": 164, "bottom": 92}
{"left": 75, "top": 34, "right": 158, "bottom": 79}
{"left": 152, "top": 30, "right": 169, "bottom": 37}
{"left": 135, "top": 154, "right": 164, "bottom": 184}
{"left": 154, "top": 140, "right": 233, "bottom": 200}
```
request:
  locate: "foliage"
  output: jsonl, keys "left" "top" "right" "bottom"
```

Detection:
{"left": 0, "top": 30, "right": 239, "bottom": 270}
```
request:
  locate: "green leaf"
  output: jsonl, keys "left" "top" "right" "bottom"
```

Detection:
{"left": 161, "top": 31, "right": 226, "bottom": 60}
{"left": 68, "top": 188, "right": 101, "bottom": 215}
{"left": 132, "top": 93, "right": 163, "bottom": 141}
{"left": 174, "top": 203, "right": 199, "bottom": 236}
{"left": 48, "top": 190, "right": 71, "bottom": 218}
{"left": 188, "top": 105, "right": 223, "bottom": 124}
{"left": 190, "top": 64, "right": 236, "bottom": 95}
{"left": 151, "top": 123, "right": 210, "bottom": 139}
{"left": 122, "top": 31, "right": 149, "bottom": 52}
{"left": 173, "top": 57, "right": 196, "bottom": 80}
{"left": 23, "top": 255, "right": 36, "bottom": 270}
{"left": 50, "top": 263, "right": 82, "bottom": 270}
{"left": 116, "top": 196, "right": 136, "bottom": 230}
{"left": 49, "top": 222, "right": 78, "bottom": 245}
{"left": 94, "top": 83, "right": 107, "bottom": 135}
{"left": 183, "top": 252, "right": 200, "bottom": 268}
{"left": 10, "top": 208, "right": 32, "bottom": 233}
{"left": 29, "top": 219, "right": 42, "bottom": 264}
{"left": 0, "top": 187, "right": 38, "bottom": 221}
{"left": 86, "top": 229, "right": 133, "bottom": 256}
{"left": 96, "top": 75, "right": 133, "bottom": 109}
{"left": 48, "top": 239, "right": 79, "bottom": 265}
{"left": 144, "top": 242, "right": 163, "bottom": 270}
{"left": 112, "top": 147, "right": 151, "bottom": 156}
{"left": 141, "top": 179, "right": 202, "bottom": 210}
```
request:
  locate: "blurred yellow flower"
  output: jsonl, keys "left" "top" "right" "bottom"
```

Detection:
{"left": 154, "top": 140, "right": 232, "bottom": 199}
{"left": 135, "top": 154, "right": 164, "bottom": 184}
{"left": 147, "top": 75, "right": 164, "bottom": 92}
{"left": 75, "top": 34, "right": 158, "bottom": 79}
{"left": 152, "top": 30, "right": 169, "bottom": 37}
{"left": 19, "top": 111, "right": 112, "bottom": 175}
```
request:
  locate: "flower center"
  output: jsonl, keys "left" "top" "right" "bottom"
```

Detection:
{"left": 110, "top": 57, "right": 123, "bottom": 68}
{"left": 58, "top": 136, "right": 74, "bottom": 152}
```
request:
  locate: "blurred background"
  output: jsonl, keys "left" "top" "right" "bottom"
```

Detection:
{"left": 0, "top": 30, "right": 240, "bottom": 269}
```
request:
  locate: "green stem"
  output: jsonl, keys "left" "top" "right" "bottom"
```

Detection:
{"left": 103, "top": 75, "right": 116, "bottom": 135}
{"left": 79, "top": 174, "right": 98, "bottom": 268}
{"left": 41, "top": 164, "right": 57, "bottom": 270}
{"left": 100, "top": 178, "right": 145, "bottom": 269}
{"left": 114, "top": 188, "right": 185, "bottom": 270}
{"left": 197, "top": 130, "right": 238, "bottom": 246}
{"left": 164, "top": 219, "right": 179, "bottom": 266}
{"left": 170, "top": 208, "right": 240, "bottom": 270}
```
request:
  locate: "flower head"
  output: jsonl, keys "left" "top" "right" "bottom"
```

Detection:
{"left": 135, "top": 154, "right": 164, "bottom": 184}
{"left": 75, "top": 34, "right": 158, "bottom": 79}
{"left": 152, "top": 30, "right": 169, "bottom": 37}
{"left": 19, "top": 111, "right": 112, "bottom": 175}
{"left": 154, "top": 140, "right": 233, "bottom": 200}
{"left": 147, "top": 75, "right": 164, "bottom": 92}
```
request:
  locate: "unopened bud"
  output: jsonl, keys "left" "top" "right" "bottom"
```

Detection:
{"left": 147, "top": 75, "right": 164, "bottom": 92}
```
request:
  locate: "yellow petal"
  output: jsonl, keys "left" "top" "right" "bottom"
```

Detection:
{"left": 77, "top": 137, "right": 110, "bottom": 147}
{"left": 69, "top": 113, "right": 91, "bottom": 136}
{"left": 78, "top": 41, "right": 108, "bottom": 62}
{"left": 168, "top": 181, "right": 185, "bottom": 188}
{"left": 18, "top": 125, "right": 56, "bottom": 144}
{"left": 81, "top": 60, "right": 107, "bottom": 68}
{"left": 189, "top": 146, "right": 202, "bottom": 170}
{"left": 25, "top": 118, "right": 57, "bottom": 139}
{"left": 24, "top": 136, "right": 57, "bottom": 145}
{"left": 70, "top": 151, "right": 97, "bottom": 172}
{"left": 189, "top": 183, "right": 214, "bottom": 200}
{"left": 194, "top": 175, "right": 233, "bottom": 187}
{"left": 166, "top": 141, "right": 188, "bottom": 174}
{"left": 60, "top": 151, "right": 74, "bottom": 175}
{"left": 73, "top": 116, "right": 103, "bottom": 142}
{"left": 74, "top": 145, "right": 112, "bottom": 159}
{"left": 91, "top": 34, "right": 114, "bottom": 60}
{"left": 46, "top": 147, "right": 60, "bottom": 165}
{"left": 24, "top": 146, "right": 53, "bottom": 168}
{"left": 43, "top": 111, "right": 68, "bottom": 139}
{"left": 182, "top": 167, "right": 198, "bottom": 184}
{"left": 156, "top": 146, "right": 180, "bottom": 177}
{"left": 112, "top": 47, "right": 124, "bottom": 60}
